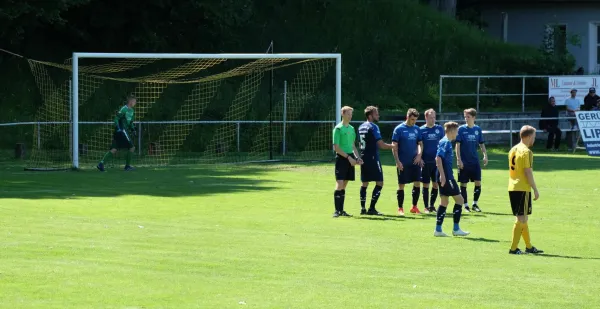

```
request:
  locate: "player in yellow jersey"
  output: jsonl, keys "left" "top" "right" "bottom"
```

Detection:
{"left": 507, "top": 125, "right": 544, "bottom": 255}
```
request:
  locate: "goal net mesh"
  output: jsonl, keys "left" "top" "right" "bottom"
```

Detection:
{"left": 22, "top": 56, "right": 337, "bottom": 170}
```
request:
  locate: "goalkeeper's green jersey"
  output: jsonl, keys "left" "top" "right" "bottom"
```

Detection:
{"left": 114, "top": 105, "right": 135, "bottom": 131}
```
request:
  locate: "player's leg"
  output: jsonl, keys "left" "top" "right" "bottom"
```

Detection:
{"left": 521, "top": 192, "right": 543, "bottom": 254}
{"left": 430, "top": 175, "right": 439, "bottom": 213}
{"left": 434, "top": 182, "right": 449, "bottom": 237}
{"left": 450, "top": 187, "right": 469, "bottom": 236}
{"left": 367, "top": 180, "right": 384, "bottom": 215}
{"left": 471, "top": 164, "right": 482, "bottom": 212}
{"left": 554, "top": 128, "right": 562, "bottom": 150}
{"left": 546, "top": 129, "right": 555, "bottom": 150}
{"left": 509, "top": 191, "right": 526, "bottom": 254}
{"left": 124, "top": 146, "right": 135, "bottom": 171}
{"left": 409, "top": 165, "right": 422, "bottom": 214}
{"left": 458, "top": 166, "right": 470, "bottom": 211}
{"left": 360, "top": 182, "right": 369, "bottom": 214}
{"left": 420, "top": 164, "right": 430, "bottom": 212}
{"left": 98, "top": 148, "right": 117, "bottom": 172}
{"left": 397, "top": 167, "right": 408, "bottom": 216}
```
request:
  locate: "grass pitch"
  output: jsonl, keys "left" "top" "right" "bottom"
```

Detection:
{"left": 1, "top": 150, "right": 600, "bottom": 308}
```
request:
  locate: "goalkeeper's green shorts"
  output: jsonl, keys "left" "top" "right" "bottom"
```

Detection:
{"left": 110, "top": 131, "right": 134, "bottom": 150}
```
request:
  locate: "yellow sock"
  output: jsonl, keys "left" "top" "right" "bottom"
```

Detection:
{"left": 522, "top": 223, "right": 532, "bottom": 249}
{"left": 510, "top": 221, "right": 522, "bottom": 251}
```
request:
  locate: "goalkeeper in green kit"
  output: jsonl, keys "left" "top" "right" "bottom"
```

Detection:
{"left": 97, "top": 95, "right": 137, "bottom": 172}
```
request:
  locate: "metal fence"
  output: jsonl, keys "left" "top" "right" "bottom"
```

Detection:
{"left": 439, "top": 75, "right": 550, "bottom": 113}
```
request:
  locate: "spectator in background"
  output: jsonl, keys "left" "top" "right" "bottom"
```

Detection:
{"left": 584, "top": 87, "right": 600, "bottom": 111}
{"left": 540, "top": 97, "right": 561, "bottom": 151}
{"left": 564, "top": 88, "right": 582, "bottom": 151}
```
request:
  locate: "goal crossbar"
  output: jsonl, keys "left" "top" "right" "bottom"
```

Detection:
{"left": 71, "top": 52, "right": 342, "bottom": 169}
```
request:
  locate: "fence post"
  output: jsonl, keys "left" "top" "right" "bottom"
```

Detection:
{"left": 509, "top": 119, "right": 513, "bottom": 148}
{"left": 522, "top": 77, "right": 526, "bottom": 112}
{"left": 37, "top": 122, "right": 41, "bottom": 149}
{"left": 476, "top": 77, "right": 481, "bottom": 112}
{"left": 283, "top": 80, "right": 287, "bottom": 156}
{"left": 237, "top": 122, "right": 240, "bottom": 152}
{"left": 439, "top": 76, "right": 443, "bottom": 114}
{"left": 138, "top": 122, "right": 142, "bottom": 156}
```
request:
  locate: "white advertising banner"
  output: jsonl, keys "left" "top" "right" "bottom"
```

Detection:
{"left": 548, "top": 76, "right": 600, "bottom": 105}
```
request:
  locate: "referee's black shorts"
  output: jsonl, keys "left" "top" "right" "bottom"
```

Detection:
{"left": 335, "top": 154, "right": 356, "bottom": 181}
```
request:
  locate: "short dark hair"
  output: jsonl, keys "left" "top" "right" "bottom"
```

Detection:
{"left": 406, "top": 108, "right": 419, "bottom": 118}
{"left": 444, "top": 121, "right": 459, "bottom": 133}
{"left": 364, "top": 106, "right": 378, "bottom": 119}
{"left": 464, "top": 108, "right": 477, "bottom": 117}
{"left": 127, "top": 94, "right": 137, "bottom": 101}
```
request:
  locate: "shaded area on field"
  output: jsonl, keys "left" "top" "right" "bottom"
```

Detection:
{"left": 0, "top": 164, "right": 282, "bottom": 200}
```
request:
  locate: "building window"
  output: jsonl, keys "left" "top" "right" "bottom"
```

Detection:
{"left": 544, "top": 24, "right": 567, "bottom": 56}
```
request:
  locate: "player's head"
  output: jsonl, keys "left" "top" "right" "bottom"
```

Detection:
{"left": 548, "top": 96, "right": 556, "bottom": 106}
{"left": 570, "top": 88, "right": 577, "bottom": 98}
{"left": 127, "top": 94, "right": 137, "bottom": 107}
{"left": 520, "top": 125, "right": 536, "bottom": 147}
{"left": 406, "top": 108, "right": 419, "bottom": 126}
{"left": 424, "top": 108, "right": 436, "bottom": 126}
{"left": 364, "top": 106, "right": 379, "bottom": 122}
{"left": 444, "top": 121, "right": 459, "bottom": 140}
{"left": 464, "top": 108, "right": 477, "bottom": 126}
{"left": 341, "top": 106, "right": 353, "bottom": 123}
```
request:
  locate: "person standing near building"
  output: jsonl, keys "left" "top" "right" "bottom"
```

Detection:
{"left": 539, "top": 97, "right": 561, "bottom": 151}
{"left": 564, "top": 89, "right": 582, "bottom": 151}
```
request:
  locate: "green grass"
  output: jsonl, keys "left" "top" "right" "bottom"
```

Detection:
{"left": 1, "top": 150, "right": 600, "bottom": 308}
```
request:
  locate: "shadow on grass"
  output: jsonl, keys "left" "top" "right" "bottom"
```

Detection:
{"left": 459, "top": 237, "right": 502, "bottom": 243}
{"left": 0, "top": 164, "right": 283, "bottom": 200}
{"left": 471, "top": 212, "right": 514, "bottom": 217}
{"left": 353, "top": 214, "right": 426, "bottom": 221}
{"left": 534, "top": 254, "right": 600, "bottom": 260}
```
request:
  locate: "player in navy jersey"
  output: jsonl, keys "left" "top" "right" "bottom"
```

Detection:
{"left": 391, "top": 108, "right": 424, "bottom": 216}
{"left": 456, "top": 108, "right": 488, "bottom": 213}
{"left": 419, "top": 109, "right": 444, "bottom": 214}
{"left": 358, "top": 106, "right": 394, "bottom": 215}
{"left": 434, "top": 122, "right": 470, "bottom": 237}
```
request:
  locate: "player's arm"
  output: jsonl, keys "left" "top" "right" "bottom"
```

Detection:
{"left": 377, "top": 140, "right": 394, "bottom": 150}
{"left": 524, "top": 168, "right": 539, "bottom": 200}
{"left": 414, "top": 141, "right": 424, "bottom": 166}
{"left": 333, "top": 128, "right": 356, "bottom": 165}
{"left": 352, "top": 143, "right": 363, "bottom": 164}
{"left": 455, "top": 142, "right": 463, "bottom": 169}
{"left": 435, "top": 155, "right": 446, "bottom": 185}
{"left": 479, "top": 143, "right": 488, "bottom": 166}
{"left": 114, "top": 108, "right": 126, "bottom": 131}
{"left": 391, "top": 129, "right": 403, "bottom": 169}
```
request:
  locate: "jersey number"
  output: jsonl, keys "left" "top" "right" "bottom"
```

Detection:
{"left": 510, "top": 154, "right": 516, "bottom": 170}
{"left": 359, "top": 134, "right": 366, "bottom": 150}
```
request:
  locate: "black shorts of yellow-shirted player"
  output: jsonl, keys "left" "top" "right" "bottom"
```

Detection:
{"left": 456, "top": 108, "right": 488, "bottom": 213}
{"left": 391, "top": 108, "right": 425, "bottom": 216}
{"left": 507, "top": 125, "right": 544, "bottom": 255}
{"left": 332, "top": 106, "right": 363, "bottom": 218}
{"left": 434, "top": 122, "right": 469, "bottom": 237}
{"left": 97, "top": 94, "right": 137, "bottom": 172}
{"left": 358, "top": 106, "right": 394, "bottom": 216}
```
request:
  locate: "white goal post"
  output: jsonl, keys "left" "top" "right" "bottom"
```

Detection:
{"left": 71, "top": 52, "right": 342, "bottom": 169}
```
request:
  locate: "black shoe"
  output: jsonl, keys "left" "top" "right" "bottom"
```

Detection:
{"left": 124, "top": 165, "right": 135, "bottom": 171}
{"left": 464, "top": 205, "right": 471, "bottom": 212}
{"left": 339, "top": 211, "right": 352, "bottom": 217}
{"left": 472, "top": 205, "right": 482, "bottom": 212}
{"left": 509, "top": 248, "right": 526, "bottom": 255}
{"left": 332, "top": 211, "right": 340, "bottom": 218}
{"left": 428, "top": 206, "right": 437, "bottom": 213}
{"left": 360, "top": 208, "right": 367, "bottom": 215}
{"left": 525, "top": 246, "right": 544, "bottom": 254}
{"left": 366, "top": 208, "right": 383, "bottom": 215}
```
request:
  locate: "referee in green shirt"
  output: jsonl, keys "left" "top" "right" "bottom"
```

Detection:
{"left": 332, "top": 106, "right": 363, "bottom": 217}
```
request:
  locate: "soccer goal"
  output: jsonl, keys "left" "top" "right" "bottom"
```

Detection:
{"left": 22, "top": 52, "right": 341, "bottom": 170}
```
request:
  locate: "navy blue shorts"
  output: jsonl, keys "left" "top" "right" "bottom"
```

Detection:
{"left": 361, "top": 158, "right": 383, "bottom": 182}
{"left": 420, "top": 162, "right": 437, "bottom": 184}
{"left": 397, "top": 163, "right": 421, "bottom": 184}
{"left": 458, "top": 163, "right": 481, "bottom": 183}
{"left": 438, "top": 179, "right": 460, "bottom": 197}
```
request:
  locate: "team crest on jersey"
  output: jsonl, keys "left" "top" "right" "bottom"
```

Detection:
{"left": 475, "top": 131, "right": 479, "bottom": 136}
{"left": 414, "top": 129, "right": 418, "bottom": 134}
{"left": 435, "top": 129, "right": 440, "bottom": 134}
